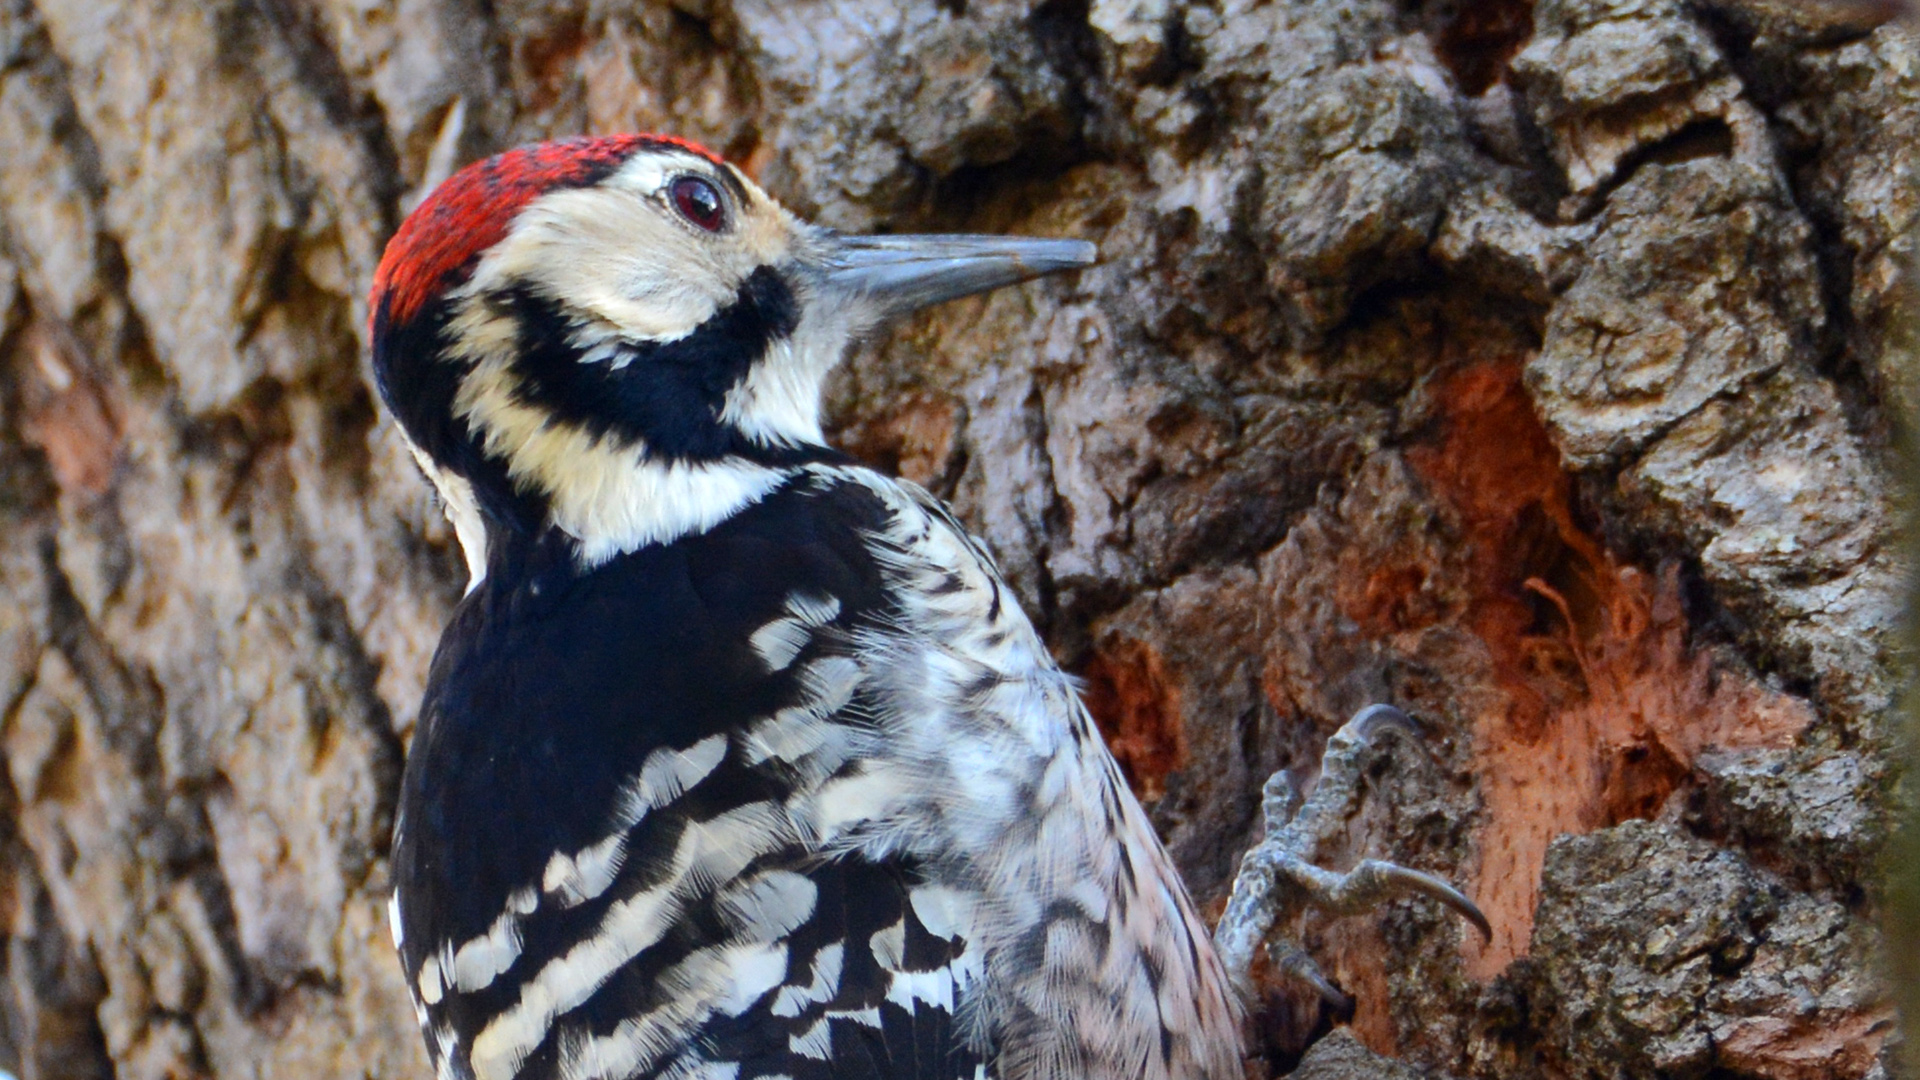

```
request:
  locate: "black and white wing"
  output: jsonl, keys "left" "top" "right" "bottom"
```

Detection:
{"left": 391, "top": 475, "right": 989, "bottom": 1080}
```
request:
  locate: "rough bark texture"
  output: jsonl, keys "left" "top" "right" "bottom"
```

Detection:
{"left": 0, "top": 0, "right": 1907, "bottom": 1078}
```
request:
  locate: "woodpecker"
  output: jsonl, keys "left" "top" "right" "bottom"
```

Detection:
{"left": 369, "top": 135, "right": 1247, "bottom": 1080}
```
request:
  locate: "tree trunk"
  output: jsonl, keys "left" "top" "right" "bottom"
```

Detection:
{"left": 0, "top": 0, "right": 1906, "bottom": 1077}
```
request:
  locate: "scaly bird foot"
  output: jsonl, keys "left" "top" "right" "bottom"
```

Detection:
{"left": 1213, "top": 704, "right": 1490, "bottom": 1010}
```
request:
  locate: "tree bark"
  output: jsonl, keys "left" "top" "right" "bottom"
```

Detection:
{"left": 0, "top": 0, "right": 1906, "bottom": 1077}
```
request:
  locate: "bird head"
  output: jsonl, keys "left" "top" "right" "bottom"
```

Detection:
{"left": 369, "top": 135, "right": 1093, "bottom": 582}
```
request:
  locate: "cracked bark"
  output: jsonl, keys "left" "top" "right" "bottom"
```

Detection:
{"left": 0, "top": 0, "right": 1907, "bottom": 1077}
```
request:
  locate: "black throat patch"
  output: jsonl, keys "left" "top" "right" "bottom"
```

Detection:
{"left": 500, "top": 266, "right": 803, "bottom": 462}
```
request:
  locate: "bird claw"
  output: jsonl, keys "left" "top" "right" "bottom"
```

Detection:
{"left": 1343, "top": 861, "right": 1493, "bottom": 942}
{"left": 1213, "top": 704, "right": 1489, "bottom": 1007}
{"left": 1272, "top": 943, "right": 1352, "bottom": 1012}
{"left": 1346, "top": 702, "right": 1422, "bottom": 747}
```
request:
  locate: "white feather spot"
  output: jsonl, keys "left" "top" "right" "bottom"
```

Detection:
{"left": 418, "top": 953, "right": 445, "bottom": 1006}
{"left": 806, "top": 765, "right": 911, "bottom": 842}
{"left": 796, "top": 656, "right": 861, "bottom": 717}
{"left": 885, "top": 968, "right": 954, "bottom": 1013}
{"left": 543, "top": 830, "right": 629, "bottom": 908}
{"left": 870, "top": 919, "right": 906, "bottom": 971}
{"left": 747, "top": 593, "right": 843, "bottom": 673}
{"left": 745, "top": 711, "right": 832, "bottom": 765}
{"left": 614, "top": 734, "right": 729, "bottom": 828}
{"left": 750, "top": 618, "right": 811, "bottom": 672}
{"left": 712, "top": 942, "right": 790, "bottom": 1016}
{"left": 790, "top": 1017, "right": 834, "bottom": 1060}
{"left": 771, "top": 943, "right": 844, "bottom": 1018}
{"left": 826, "top": 1006, "right": 881, "bottom": 1030}
{"left": 786, "top": 593, "right": 841, "bottom": 626}
{"left": 388, "top": 893, "right": 405, "bottom": 951}
{"left": 452, "top": 906, "right": 527, "bottom": 993}
{"left": 718, "top": 870, "right": 818, "bottom": 941}
{"left": 434, "top": 1024, "right": 463, "bottom": 1080}
{"left": 909, "top": 885, "right": 977, "bottom": 943}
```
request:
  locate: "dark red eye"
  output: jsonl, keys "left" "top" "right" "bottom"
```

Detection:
{"left": 670, "top": 176, "right": 725, "bottom": 232}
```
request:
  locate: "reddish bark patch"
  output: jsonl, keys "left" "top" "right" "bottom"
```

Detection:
{"left": 1405, "top": 361, "right": 1594, "bottom": 737}
{"left": 1336, "top": 557, "right": 1446, "bottom": 636}
{"left": 1080, "top": 637, "right": 1188, "bottom": 803}
{"left": 521, "top": 16, "right": 590, "bottom": 111}
{"left": 17, "top": 320, "right": 119, "bottom": 498}
{"left": 833, "top": 393, "right": 963, "bottom": 489}
{"left": 1404, "top": 361, "right": 1812, "bottom": 976}
{"left": 1433, "top": 0, "right": 1535, "bottom": 96}
{"left": 1716, "top": 1006, "right": 1898, "bottom": 1080}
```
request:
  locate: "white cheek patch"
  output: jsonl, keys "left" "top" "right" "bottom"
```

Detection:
{"left": 468, "top": 182, "right": 735, "bottom": 344}
{"left": 719, "top": 337, "right": 830, "bottom": 449}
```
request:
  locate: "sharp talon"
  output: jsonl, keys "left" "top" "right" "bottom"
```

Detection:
{"left": 1345, "top": 703, "right": 1442, "bottom": 772}
{"left": 1373, "top": 863, "right": 1493, "bottom": 941}
{"left": 1456, "top": 896, "right": 1494, "bottom": 942}
{"left": 1274, "top": 947, "right": 1352, "bottom": 1012}
{"left": 1348, "top": 703, "right": 1416, "bottom": 742}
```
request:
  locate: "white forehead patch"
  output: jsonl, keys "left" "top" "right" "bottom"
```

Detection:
{"left": 603, "top": 151, "right": 678, "bottom": 199}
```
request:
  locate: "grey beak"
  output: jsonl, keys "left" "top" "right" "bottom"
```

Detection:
{"left": 819, "top": 233, "right": 1098, "bottom": 322}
